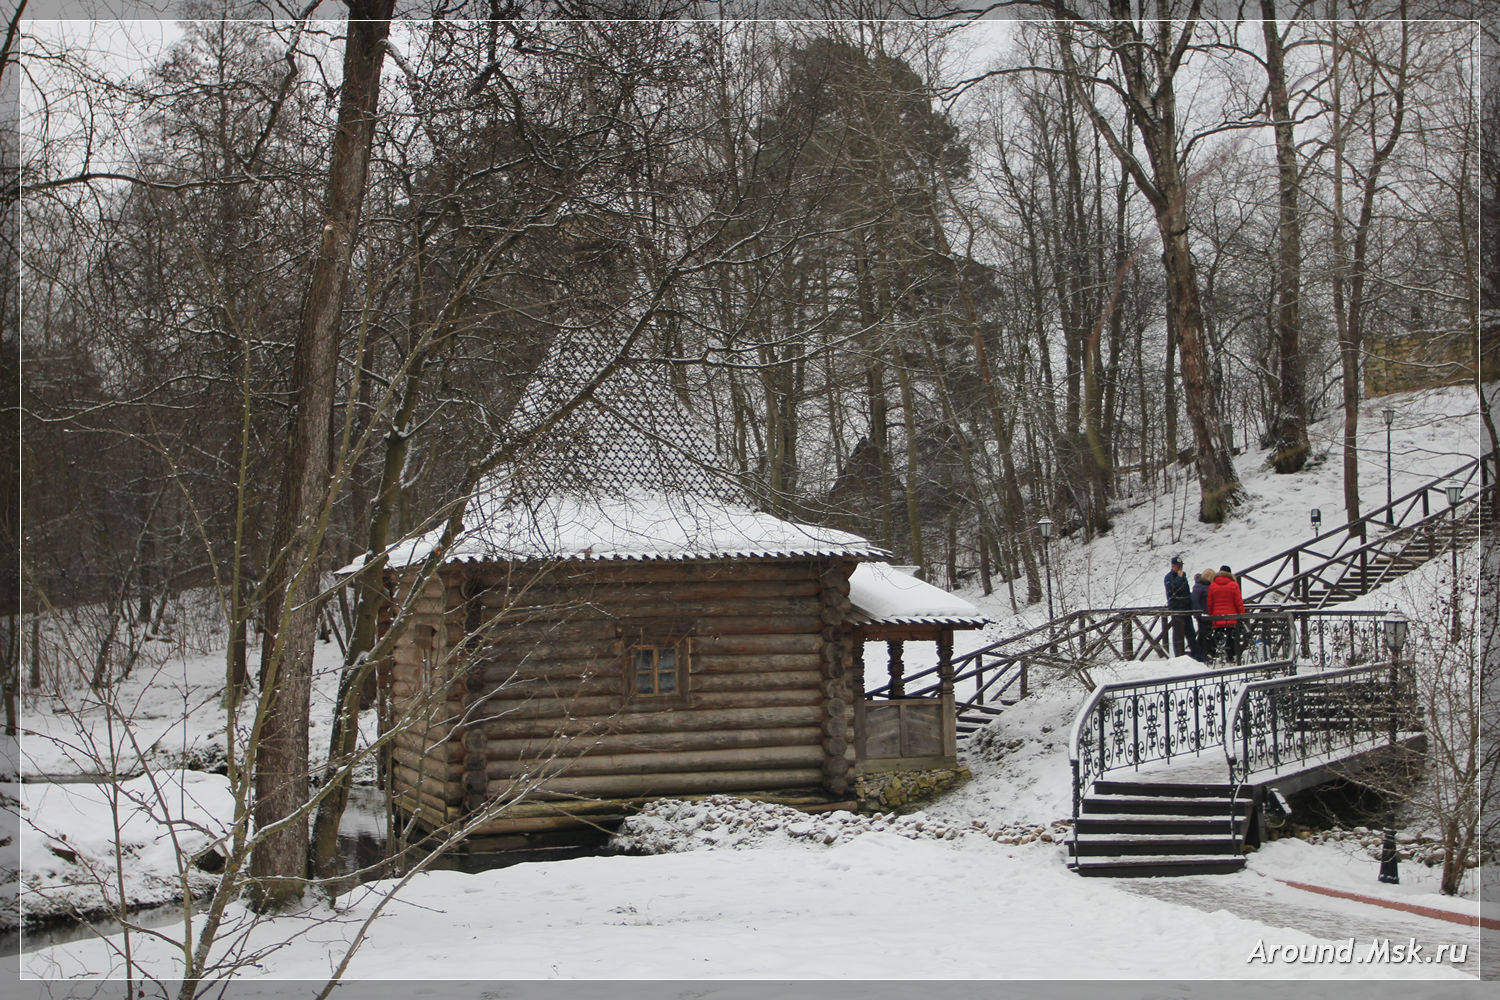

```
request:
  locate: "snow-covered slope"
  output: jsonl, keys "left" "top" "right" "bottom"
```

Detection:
{"left": 962, "top": 384, "right": 1480, "bottom": 632}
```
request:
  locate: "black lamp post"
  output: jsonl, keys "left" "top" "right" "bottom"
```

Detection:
{"left": 1378, "top": 611, "right": 1408, "bottom": 885}
{"left": 1310, "top": 507, "right": 1322, "bottom": 534}
{"left": 1039, "top": 516, "right": 1054, "bottom": 622}
{"left": 1446, "top": 483, "right": 1463, "bottom": 641}
{"left": 1383, "top": 408, "right": 1395, "bottom": 524}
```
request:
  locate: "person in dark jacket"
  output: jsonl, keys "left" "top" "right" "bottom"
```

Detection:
{"left": 1163, "top": 556, "right": 1199, "bottom": 659}
{"left": 1206, "top": 565, "right": 1248, "bottom": 663}
{"left": 1191, "top": 569, "right": 1215, "bottom": 660}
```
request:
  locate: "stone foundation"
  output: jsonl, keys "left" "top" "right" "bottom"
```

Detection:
{"left": 855, "top": 765, "right": 971, "bottom": 813}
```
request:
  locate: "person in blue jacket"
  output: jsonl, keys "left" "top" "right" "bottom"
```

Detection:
{"left": 1164, "top": 556, "right": 1199, "bottom": 659}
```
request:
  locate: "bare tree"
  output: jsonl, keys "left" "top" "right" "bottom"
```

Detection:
{"left": 1051, "top": 7, "right": 1242, "bottom": 523}
{"left": 1261, "top": 1, "right": 1311, "bottom": 473}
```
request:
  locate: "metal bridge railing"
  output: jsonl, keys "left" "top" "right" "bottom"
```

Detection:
{"left": 1225, "top": 661, "right": 1420, "bottom": 785}
{"left": 1067, "top": 655, "right": 1298, "bottom": 824}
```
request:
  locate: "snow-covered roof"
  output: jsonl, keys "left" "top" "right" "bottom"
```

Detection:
{"left": 848, "top": 562, "right": 987, "bottom": 628}
{"left": 352, "top": 333, "right": 889, "bottom": 570}
{"left": 506, "top": 334, "right": 748, "bottom": 504}
{"left": 374, "top": 487, "right": 888, "bottom": 567}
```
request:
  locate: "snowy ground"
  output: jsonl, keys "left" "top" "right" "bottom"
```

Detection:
{"left": 5, "top": 384, "right": 1490, "bottom": 987}
{"left": 8, "top": 620, "right": 364, "bottom": 932}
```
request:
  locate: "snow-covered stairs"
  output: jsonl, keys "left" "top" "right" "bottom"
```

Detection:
{"left": 1300, "top": 517, "right": 1475, "bottom": 604}
{"left": 1068, "top": 779, "right": 1251, "bottom": 877}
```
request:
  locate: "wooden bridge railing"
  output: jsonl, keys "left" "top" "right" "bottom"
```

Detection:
{"left": 865, "top": 606, "right": 1298, "bottom": 711}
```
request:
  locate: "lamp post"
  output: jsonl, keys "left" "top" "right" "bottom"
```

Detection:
{"left": 1038, "top": 516, "right": 1054, "bottom": 622}
{"left": 1446, "top": 484, "right": 1463, "bottom": 641}
{"left": 1378, "top": 612, "right": 1408, "bottom": 884}
{"left": 1310, "top": 507, "right": 1322, "bottom": 534}
{"left": 1382, "top": 408, "right": 1395, "bottom": 524}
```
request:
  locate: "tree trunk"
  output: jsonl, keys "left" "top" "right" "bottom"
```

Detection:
{"left": 1055, "top": 14, "right": 1240, "bottom": 522}
{"left": 250, "top": 2, "right": 394, "bottom": 912}
{"left": 1262, "top": 4, "right": 1310, "bottom": 474}
{"left": 1331, "top": 19, "right": 1408, "bottom": 537}
{"left": 1160, "top": 205, "right": 1240, "bottom": 522}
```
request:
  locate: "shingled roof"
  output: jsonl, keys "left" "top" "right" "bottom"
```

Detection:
{"left": 380, "top": 335, "right": 888, "bottom": 567}
{"left": 847, "top": 562, "right": 987, "bottom": 628}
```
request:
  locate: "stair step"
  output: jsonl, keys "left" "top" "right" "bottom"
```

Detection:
{"left": 1091, "top": 780, "right": 1239, "bottom": 797}
{"left": 1074, "top": 816, "right": 1237, "bottom": 835}
{"left": 1072, "top": 856, "right": 1247, "bottom": 877}
{"left": 1069, "top": 834, "right": 1241, "bottom": 857}
{"left": 1082, "top": 795, "right": 1251, "bottom": 816}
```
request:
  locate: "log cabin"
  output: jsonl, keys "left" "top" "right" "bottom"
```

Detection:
{"left": 362, "top": 340, "right": 985, "bottom": 844}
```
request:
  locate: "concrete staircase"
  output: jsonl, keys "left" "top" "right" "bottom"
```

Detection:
{"left": 1068, "top": 779, "right": 1251, "bottom": 878}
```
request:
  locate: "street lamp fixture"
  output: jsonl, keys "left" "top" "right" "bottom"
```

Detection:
{"left": 1378, "top": 611, "right": 1408, "bottom": 885}
{"left": 1382, "top": 408, "right": 1395, "bottom": 524}
{"left": 1310, "top": 507, "right": 1322, "bottom": 534}
{"left": 1382, "top": 612, "right": 1408, "bottom": 658}
{"left": 1038, "top": 516, "right": 1054, "bottom": 622}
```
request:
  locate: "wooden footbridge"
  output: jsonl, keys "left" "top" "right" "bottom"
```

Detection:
{"left": 862, "top": 453, "right": 1489, "bottom": 876}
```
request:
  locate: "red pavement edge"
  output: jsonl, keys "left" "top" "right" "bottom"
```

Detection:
{"left": 1277, "top": 877, "right": 1500, "bottom": 930}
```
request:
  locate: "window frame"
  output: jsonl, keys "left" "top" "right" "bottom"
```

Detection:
{"left": 622, "top": 626, "right": 692, "bottom": 707}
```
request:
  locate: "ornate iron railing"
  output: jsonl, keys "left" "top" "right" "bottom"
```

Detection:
{"left": 1278, "top": 609, "right": 1391, "bottom": 669}
{"left": 1067, "top": 657, "right": 1297, "bottom": 822}
{"left": 1226, "top": 662, "right": 1419, "bottom": 785}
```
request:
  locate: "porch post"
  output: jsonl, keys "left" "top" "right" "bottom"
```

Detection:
{"left": 852, "top": 633, "right": 867, "bottom": 763}
{"left": 937, "top": 631, "right": 954, "bottom": 698}
{"left": 938, "top": 629, "right": 956, "bottom": 759}
{"left": 888, "top": 641, "right": 905, "bottom": 699}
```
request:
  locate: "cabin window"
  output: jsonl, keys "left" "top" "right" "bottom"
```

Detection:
{"left": 626, "top": 635, "right": 689, "bottom": 702}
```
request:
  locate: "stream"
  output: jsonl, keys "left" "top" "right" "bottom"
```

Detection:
{"left": 2, "top": 783, "right": 608, "bottom": 958}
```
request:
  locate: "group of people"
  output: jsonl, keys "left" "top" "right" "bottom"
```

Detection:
{"left": 1164, "top": 556, "right": 1248, "bottom": 663}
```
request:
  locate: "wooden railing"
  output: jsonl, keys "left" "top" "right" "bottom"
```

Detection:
{"left": 863, "top": 456, "right": 1488, "bottom": 734}
{"left": 1238, "top": 458, "right": 1487, "bottom": 608}
{"left": 866, "top": 607, "right": 1296, "bottom": 715}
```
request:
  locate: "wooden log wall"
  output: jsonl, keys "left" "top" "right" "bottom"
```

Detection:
{"left": 817, "top": 559, "right": 856, "bottom": 796}
{"left": 383, "top": 557, "right": 861, "bottom": 835}
{"left": 382, "top": 570, "right": 466, "bottom": 830}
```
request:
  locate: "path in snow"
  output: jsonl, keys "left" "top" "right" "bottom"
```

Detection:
{"left": 1119, "top": 872, "right": 1480, "bottom": 976}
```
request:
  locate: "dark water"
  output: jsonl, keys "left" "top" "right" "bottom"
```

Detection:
{"left": 2, "top": 784, "right": 612, "bottom": 958}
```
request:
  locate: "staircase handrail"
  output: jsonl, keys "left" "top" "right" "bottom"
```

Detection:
{"left": 1242, "top": 484, "right": 1487, "bottom": 607}
{"left": 1067, "top": 657, "right": 1298, "bottom": 824}
{"left": 1239, "top": 457, "right": 1485, "bottom": 605}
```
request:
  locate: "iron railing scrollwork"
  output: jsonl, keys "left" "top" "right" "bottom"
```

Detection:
{"left": 1067, "top": 656, "right": 1297, "bottom": 823}
{"left": 1225, "top": 662, "right": 1419, "bottom": 785}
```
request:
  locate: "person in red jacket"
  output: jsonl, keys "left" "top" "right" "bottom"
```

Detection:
{"left": 1205, "top": 564, "right": 1247, "bottom": 663}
